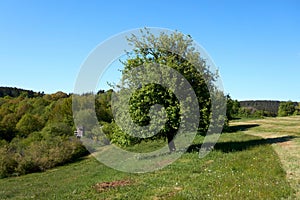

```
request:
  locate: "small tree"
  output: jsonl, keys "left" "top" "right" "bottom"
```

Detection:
{"left": 278, "top": 101, "right": 295, "bottom": 117}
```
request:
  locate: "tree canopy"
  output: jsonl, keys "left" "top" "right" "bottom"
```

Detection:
{"left": 111, "top": 29, "right": 224, "bottom": 151}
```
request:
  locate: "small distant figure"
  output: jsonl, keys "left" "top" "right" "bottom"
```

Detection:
{"left": 74, "top": 126, "right": 84, "bottom": 138}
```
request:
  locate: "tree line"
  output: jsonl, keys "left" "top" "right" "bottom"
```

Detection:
{"left": 226, "top": 98, "right": 300, "bottom": 119}
{"left": 0, "top": 87, "right": 44, "bottom": 98}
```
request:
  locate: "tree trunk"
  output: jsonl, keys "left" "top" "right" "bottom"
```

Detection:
{"left": 167, "top": 134, "right": 176, "bottom": 152}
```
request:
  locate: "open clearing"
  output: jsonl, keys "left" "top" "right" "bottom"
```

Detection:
{"left": 0, "top": 117, "right": 299, "bottom": 199}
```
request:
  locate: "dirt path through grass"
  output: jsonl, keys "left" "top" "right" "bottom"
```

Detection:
{"left": 231, "top": 116, "right": 300, "bottom": 198}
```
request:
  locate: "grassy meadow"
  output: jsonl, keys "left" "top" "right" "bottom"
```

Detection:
{"left": 231, "top": 116, "right": 300, "bottom": 197}
{"left": 1, "top": 116, "right": 300, "bottom": 199}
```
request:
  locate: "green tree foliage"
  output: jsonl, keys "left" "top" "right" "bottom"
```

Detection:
{"left": 294, "top": 103, "right": 300, "bottom": 115}
{"left": 50, "top": 91, "right": 69, "bottom": 101}
{"left": 16, "top": 101, "right": 33, "bottom": 118}
{"left": 0, "top": 145, "right": 18, "bottom": 178}
{"left": 75, "top": 109, "right": 98, "bottom": 133}
{"left": 0, "top": 113, "right": 18, "bottom": 141}
{"left": 112, "top": 29, "right": 222, "bottom": 151}
{"left": 42, "top": 122, "right": 73, "bottom": 137}
{"left": 95, "top": 90, "right": 113, "bottom": 123}
{"left": 73, "top": 91, "right": 114, "bottom": 132}
{"left": 0, "top": 135, "right": 88, "bottom": 177}
{"left": 226, "top": 95, "right": 240, "bottom": 120}
{"left": 278, "top": 101, "right": 296, "bottom": 117}
{"left": 0, "top": 87, "right": 44, "bottom": 98}
{"left": 31, "top": 97, "right": 51, "bottom": 115}
{"left": 0, "top": 90, "right": 92, "bottom": 178}
{"left": 47, "top": 98, "right": 74, "bottom": 126}
{"left": 16, "top": 114, "right": 44, "bottom": 137}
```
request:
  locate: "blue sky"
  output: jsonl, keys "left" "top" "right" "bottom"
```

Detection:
{"left": 0, "top": 0, "right": 300, "bottom": 101}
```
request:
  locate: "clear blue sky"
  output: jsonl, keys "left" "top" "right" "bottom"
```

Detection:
{"left": 0, "top": 0, "right": 300, "bottom": 101}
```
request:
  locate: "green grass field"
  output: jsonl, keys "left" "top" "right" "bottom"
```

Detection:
{"left": 231, "top": 116, "right": 300, "bottom": 198}
{"left": 1, "top": 116, "right": 300, "bottom": 199}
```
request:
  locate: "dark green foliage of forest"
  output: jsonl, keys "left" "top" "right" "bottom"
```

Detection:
{"left": 0, "top": 87, "right": 44, "bottom": 98}
{"left": 240, "top": 100, "right": 280, "bottom": 116}
{"left": 227, "top": 99, "right": 300, "bottom": 119}
{"left": 278, "top": 101, "right": 299, "bottom": 116}
{"left": 0, "top": 87, "right": 113, "bottom": 178}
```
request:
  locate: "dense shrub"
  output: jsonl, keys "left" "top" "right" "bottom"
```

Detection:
{"left": 237, "top": 107, "right": 254, "bottom": 118}
{"left": 16, "top": 114, "right": 44, "bottom": 137}
{"left": 0, "top": 135, "right": 88, "bottom": 177}
{"left": 226, "top": 96, "right": 240, "bottom": 119}
{"left": 0, "top": 146, "right": 18, "bottom": 178}
{"left": 42, "top": 122, "right": 73, "bottom": 136}
{"left": 278, "top": 101, "right": 296, "bottom": 117}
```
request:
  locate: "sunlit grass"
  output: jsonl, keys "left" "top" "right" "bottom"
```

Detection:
{"left": 0, "top": 117, "right": 298, "bottom": 199}
{"left": 231, "top": 115, "right": 300, "bottom": 198}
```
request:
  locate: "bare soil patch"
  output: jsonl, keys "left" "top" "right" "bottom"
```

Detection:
{"left": 93, "top": 180, "right": 132, "bottom": 192}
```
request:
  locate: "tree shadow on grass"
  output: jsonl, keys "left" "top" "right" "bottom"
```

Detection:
{"left": 187, "top": 135, "right": 297, "bottom": 153}
{"left": 224, "top": 124, "right": 260, "bottom": 133}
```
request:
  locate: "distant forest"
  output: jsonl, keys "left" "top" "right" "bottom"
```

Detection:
{"left": 240, "top": 100, "right": 298, "bottom": 116}
{"left": 0, "top": 87, "right": 44, "bottom": 98}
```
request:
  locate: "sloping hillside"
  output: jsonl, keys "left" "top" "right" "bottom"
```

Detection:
{"left": 0, "top": 117, "right": 296, "bottom": 199}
